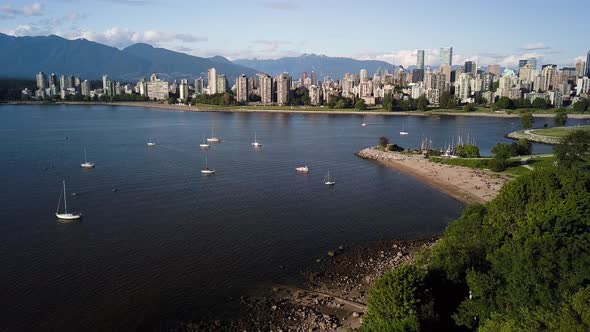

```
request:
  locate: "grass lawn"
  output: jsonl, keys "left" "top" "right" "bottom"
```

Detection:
{"left": 526, "top": 125, "right": 590, "bottom": 138}
{"left": 429, "top": 155, "right": 558, "bottom": 177}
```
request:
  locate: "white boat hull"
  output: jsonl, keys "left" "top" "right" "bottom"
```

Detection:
{"left": 147, "top": 143, "right": 156, "bottom": 146}
{"left": 81, "top": 162, "right": 95, "bottom": 168}
{"left": 55, "top": 213, "right": 81, "bottom": 220}
{"left": 400, "top": 132, "right": 409, "bottom": 136}
{"left": 296, "top": 167, "right": 309, "bottom": 173}
{"left": 325, "top": 181, "right": 336, "bottom": 185}
{"left": 207, "top": 138, "right": 220, "bottom": 143}
{"left": 201, "top": 169, "right": 216, "bottom": 175}
{"left": 199, "top": 144, "right": 210, "bottom": 148}
{"left": 252, "top": 143, "right": 262, "bottom": 147}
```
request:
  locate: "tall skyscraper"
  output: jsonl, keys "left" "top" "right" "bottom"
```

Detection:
{"left": 586, "top": 50, "right": 590, "bottom": 77}
{"left": 36, "top": 72, "right": 46, "bottom": 90}
{"left": 275, "top": 73, "right": 291, "bottom": 106}
{"left": 310, "top": 71, "right": 317, "bottom": 86}
{"left": 102, "top": 75, "right": 108, "bottom": 91}
{"left": 417, "top": 50, "right": 425, "bottom": 70}
{"left": 527, "top": 57, "right": 538, "bottom": 70}
{"left": 194, "top": 78, "right": 204, "bottom": 95}
{"left": 259, "top": 74, "right": 273, "bottom": 105}
{"left": 49, "top": 73, "right": 57, "bottom": 88}
{"left": 464, "top": 61, "right": 476, "bottom": 76}
{"left": 440, "top": 47, "right": 453, "bottom": 67}
{"left": 216, "top": 74, "right": 227, "bottom": 94}
{"left": 207, "top": 68, "right": 217, "bottom": 95}
{"left": 179, "top": 79, "right": 189, "bottom": 101}
{"left": 81, "top": 80, "right": 91, "bottom": 97}
{"left": 236, "top": 74, "right": 248, "bottom": 103}
{"left": 359, "top": 69, "right": 368, "bottom": 83}
{"left": 576, "top": 60, "right": 586, "bottom": 78}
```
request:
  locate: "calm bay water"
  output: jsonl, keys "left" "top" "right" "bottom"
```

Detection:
{"left": 0, "top": 105, "right": 586, "bottom": 331}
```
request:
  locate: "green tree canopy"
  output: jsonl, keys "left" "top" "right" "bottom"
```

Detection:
{"left": 554, "top": 129, "right": 590, "bottom": 169}
{"left": 520, "top": 112, "right": 535, "bottom": 129}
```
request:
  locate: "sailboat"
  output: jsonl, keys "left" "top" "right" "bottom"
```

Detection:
{"left": 55, "top": 180, "right": 81, "bottom": 220}
{"left": 80, "top": 148, "right": 95, "bottom": 168}
{"left": 207, "top": 122, "right": 220, "bottom": 143}
{"left": 400, "top": 121, "right": 409, "bottom": 136}
{"left": 201, "top": 155, "right": 216, "bottom": 174}
{"left": 147, "top": 135, "right": 156, "bottom": 146}
{"left": 199, "top": 135, "right": 210, "bottom": 148}
{"left": 251, "top": 132, "right": 262, "bottom": 147}
{"left": 324, "top": 171, "right": 336, "bottom": 185}
{"left": 361, "top": 116, "right": 368, "bottom": 127}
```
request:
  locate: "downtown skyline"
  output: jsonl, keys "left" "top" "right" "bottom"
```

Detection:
{"left": 0, "top": 0, "right": 588, "bottom": 67}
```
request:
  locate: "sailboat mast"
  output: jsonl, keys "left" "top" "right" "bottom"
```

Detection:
{"left": 63, "top": 181, "right": 68, "bottom": 214}
{"left": 84, "top": 148, "right": 87, "bottom": 163}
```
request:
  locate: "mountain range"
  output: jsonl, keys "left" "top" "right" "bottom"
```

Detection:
{"left": 234, "top": 54, "right": 395, "bottom": 79}
{"left": 0, "top": 33, "right": 396, "bottom": 82}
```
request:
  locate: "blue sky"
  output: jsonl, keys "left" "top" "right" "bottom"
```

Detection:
{"left": 1, "top": 0, "right": 588, "bottom": 67}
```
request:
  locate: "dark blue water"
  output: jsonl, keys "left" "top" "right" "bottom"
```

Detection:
{"left": 0, "top": 105, "right": 585, "bottom": 331}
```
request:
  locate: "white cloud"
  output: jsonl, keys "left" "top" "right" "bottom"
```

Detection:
{"left": 523, "top": 42, "right": 550, "bottom": 51}
{"left": 0, "top": 2, "right": 43, "bottom": 19}
{"left": 67, "top": 27, "right": 207, "bottom": 48}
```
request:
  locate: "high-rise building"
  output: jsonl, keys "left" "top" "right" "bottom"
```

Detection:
{"left": 275, "top": 73, "right": 291, "bottom": 106}
{"left": 81, "top": 80, "right": 91, "bottom": 97}
{"left": 179, "top": 79, "right": 189, "bottom": 101}
{"left": 527, "top": 57, "right": 538, "bottom": 70}
{"left": 464, "top": 61, "right": 476, "bottom": 76}
{"left": 216, "top": 74, "right": 227, "bottom": 94}
{"left": 102, "top": 75, "right": 108, "bottom": 91}
{"left": 586, "top": 50, "right": 590, "bottom": 77}
{"left": 59, "top": 75, "right": 66, "bottom": 91}
{"left": 360, "top": 69, "right": 368, "bottom": 83}
{"left": 541, "top": 65, "right": 557, "bottom": 91}
{"left": 440, "top": 47, "right": 453, "bottom": 67}
{"left": 146, "top": 73, "right": 169, "bottom": 100}
{"left": 236, "top": 74, "right": 248, "bottom": 103}
{"left": 417, "top": 50, "right": 425, "bottom": 70}
{"left": 576, "top": 60, "right": 586, "bottom": 78}
{"left": 310, "top": 71, "right": 317, "bottom": 86}
{"left": 518, "top": 59, "right": 528, "bottom": 68}
{"left": 309, "top": 85, "right": 321, "bottom": 105}
{"left": 36, "top": 72, "right": 46, "bottom": 90}
{"left": 207, "top": 68, "right": 217, "bottom": 95}
{"left": 49, "top": 73, "right": 57, "bottom": 88}
{"left": 259, "top": 74, "right": 273, "bottom": 105}
{"left": 487, "top": 64, "right": 501, "bottom": 76}
{"left": 440, "top": 64, "right": 452, "bottom": 84}
{"left": 194, "top": 78, "right": 204, "bottom": 95}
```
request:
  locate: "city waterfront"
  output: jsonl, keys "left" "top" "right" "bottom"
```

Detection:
{"left": 0, "top": 104, "right": 587, "bottom": 330}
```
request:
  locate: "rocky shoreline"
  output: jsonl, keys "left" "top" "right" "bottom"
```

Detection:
{"left": 506, "top": 129, "right": 561, "bottom": 144}
{"left": 175, "top": 237, "right": 438, "bottom": 331}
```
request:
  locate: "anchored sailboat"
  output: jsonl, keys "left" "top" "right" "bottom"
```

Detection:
{"left": 201, "top": 155, "right": 216, "bottom": 175}
{"left": 324, "top": 171, "right": 336, "bottom": 185}
{"left": 199, "top": 135, "right": 210, "bottom": 148}
{"left": 207, "top": 122, "right": 220, "bottom": 143}
{"left": 55, "top": 180, "right": 81, "bottom": 220}
{"left": 147, "top": 135, "right": 156, "bottom": 146}
{"left": 400, "top": 121, "right": 409, "bottom": 135}
{"left": 80, "top": 148, "right": 95, "bottom": 168}
{"left": 251, "top": 132, "right": 262, "bottom": 147}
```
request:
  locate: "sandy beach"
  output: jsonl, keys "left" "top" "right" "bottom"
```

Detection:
{"left": 6, "top": 101, "right": 590, "bottom": 119}
{"left": 356, "top": 148, "right": 510, "bottom": 205}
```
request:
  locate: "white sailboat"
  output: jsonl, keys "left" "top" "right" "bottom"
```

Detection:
{"left": 55, "top": 180, "right": 81, "bottom": 220}
{"left": 201, "top": 155, "right": 216, "bottom": 175}
{"left": 361, "top": 116, "right": 368, "bottom": 127}
{"left": 199, "top": 135, "right": 210, "bottom": 148}
{"left": 324, "top": 171, "right": 336, "bottom": 185}
{"left": 400, "top": 121, "right": 409, "bottom": 136}
{"left": 207, "top": 122, "right": 220, "bottom": 143}
{"left": 147, "top": 135, "right": 156, "bottom": 146}
{"left": 295, "top": 165, "right": 309, "bottom": 173}
{"left": 251, "top": 132, "right": 262, "bottom": 147}
{"left": 80, "top": 148, "right": 95, "bottom": 168}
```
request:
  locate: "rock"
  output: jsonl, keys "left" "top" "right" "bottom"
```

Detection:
{"left": 271, "top": 305, "right": 277, "bottom": 311}
{"left": 352, "top": 312, "right": 360, "bottom": 318}
{"left": 316, "top": 258, "right": 322, "bottom": 263}
{"left": 338, "top": 245, "right": 344, "bottom": 250}
{"left": 327, "top": 251, "right": 335, "bottom": 257}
